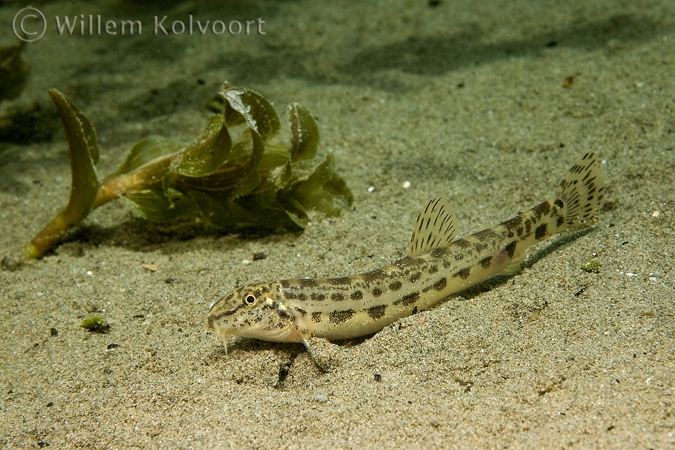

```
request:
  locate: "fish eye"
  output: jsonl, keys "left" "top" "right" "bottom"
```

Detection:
{"left": 244, "top": 294, "right": 256, "bottom": 305}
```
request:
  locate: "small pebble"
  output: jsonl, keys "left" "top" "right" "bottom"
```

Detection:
{"left": 313, "top": 390, "right": 328, "bottom": 403}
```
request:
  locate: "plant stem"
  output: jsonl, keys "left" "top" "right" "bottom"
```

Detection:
{"left": 25, "top": 171, "right": 156, "bottom": 259}
{"left": 25, "top": 210, "right": 76, "bottom": 259}
{"left": 25, "top": 151, "right": 174, "bottom": 259}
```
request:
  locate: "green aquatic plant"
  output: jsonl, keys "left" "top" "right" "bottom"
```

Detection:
{"left": 580, "top": 259, "right": 602, "bottom": 273}
{"left": 79, "top": 315, "right": 109, "bottom": 332}
{"left": 0, "top": 41, "right": 30, "bottom": 103}
{"left": 24, "top": 82, "right": 353, "bottom": 259}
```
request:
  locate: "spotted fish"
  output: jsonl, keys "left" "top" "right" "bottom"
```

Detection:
{"left": 207, "top": 153, "right": 605, "bottom": 355}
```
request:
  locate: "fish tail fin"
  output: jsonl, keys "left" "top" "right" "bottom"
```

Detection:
{"left": 554, "top": 153, "right": 606, "bottom": 230}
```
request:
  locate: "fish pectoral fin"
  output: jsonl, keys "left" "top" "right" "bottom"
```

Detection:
{"left": 499, "top": 250, "right": 526, "bottom": 276}
{"left": 302, "top": 336, "right": 336, "bottom": 372}
{"left": 408, "top": 197, "right": 460, "bottom": 257}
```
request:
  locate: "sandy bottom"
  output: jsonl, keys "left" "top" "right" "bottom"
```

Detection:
{"left": 1, "top": 0, "right": 674, "bottom": 448}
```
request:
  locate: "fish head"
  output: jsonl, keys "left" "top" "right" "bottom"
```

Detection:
{"left": 206, "top": 282, "right": 299, "bottom": 351}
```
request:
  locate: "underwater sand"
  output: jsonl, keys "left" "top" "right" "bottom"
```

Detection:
{"left": 1, "top": 0, "right": 674, "bottom": 448}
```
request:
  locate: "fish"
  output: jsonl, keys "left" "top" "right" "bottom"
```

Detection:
{"left": 206, "top": 153, "right": 605, "bottom": 359}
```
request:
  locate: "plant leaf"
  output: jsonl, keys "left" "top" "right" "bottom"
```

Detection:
{"left": 279, "top": 151, "right": 353, "bottom": 218}
{"left": 223, "top": 101, "right": 245, "bottom": 128}
{"left": 188, "top": 189, "right": 300, "bottom": 230}
{"left": 123, "top": 188, "right": 197, "bottom": 222}
{"left": 288, "top": 103, "right": 319, "bottom": 162}
{"left": 258, "top": 142, "right": 290, "bottom": 172}
{"left": 219, "top": 82, "right": 280, "bottom": 141}
{"left": 172, "top": 124, "right": 265, "bottom": 199}
{"left": 113, "top": 135, "right": 181, "bottom": 176}
{"left": 26, "top": 90, "right": 101, "bottom": 259}
{"left": 171, "top": 114, "right": 233, "bottom": 177}
{"left": 48, "top": 89, "right": 100, "bottom": 217}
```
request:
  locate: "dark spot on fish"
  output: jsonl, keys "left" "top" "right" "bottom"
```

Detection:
{"left": 504, "top": 215, "right": 523, "bottom": 232}
{"left": 454, "top": 268, "right": 470, "bottom": 279}
{"left": 504, "top": 241, "right": 517, "bottom": 259}
{"left": 431, "top": 248, "right": 447, "bottom": 258}
{"left": 310, "top": 292, "right": 326, "bottom": 301}
{"left": 525, "top": 219, "right": 532, "bottom": 234}
{"left": 409, "top": 272, "right": 421, "bottom": 283}
{"left": 389, "top": 280, "right": 402, "bottom": 291}
{"left": 330, "top": 276, "right": 352, "bottom": 286}
{"left": 479, "top": 256, "right": 492, "bottom": 268}
{"left": 351, "top": 290, "right": 363, "bottom": 300}
{"left": 557, "top": 216, "right": 565, "bottom": 228}
{"left": 516, "top": 227, "right": 524, "bottom": 237}
{"left": 294, "top": 306, "right": 307, "bottom": 317}
{"left": 554, "top": 199, "right": 564, "bottom": 208}
{"left": 331, "top": 292, "right": 345, "bottom": 301}
{"left": 280, "top": 280, "right": 290, "bottom": 288}
{"left": 299, "top": 278, "right": 318, "bottom": 287}
{"left": 475, "top": 229, "right": 497, "bottom": 242}
{"left": 311, "top": 311, "right": 322, "bottom": 323}
{"left": 366, "top": 305, "right": 386, "bottom": 320}
{"left": 428, "top": 265, "right": 438, "bottom": 274}
{"left": 397, "top": 256, "right": 416, "bottom": 268}
{"left": 535, "top": 223, "right": 548, "bottom": 240}
{"left": 330, "top": 309, "right": 355, "bottom": 324}
{"left": 372, "top": 287, "right": 383, "bottom": 297}
{"left": 454, "top": 239, "right": 471, "bottom": 249}
{"left": 534, "top": 201, "right": 551, "bottom": 219}
{"left": 473, "top": 242, "right": 488, "bottom": 252}
{"left": 412, "top": 306, "right": 418, "bottom": 315}
{"left": 363, "top": 268, "right": 387, "bottom": 283}
{"left": 394, "top": 292, "right": 419, "bottom": 306}
{"left": 433, "top": 278, "right": 447, "bottom": 291}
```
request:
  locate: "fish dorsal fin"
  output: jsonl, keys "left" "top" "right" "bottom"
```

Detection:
{"left": 408, "top": 198, "right": 459, "bottom": 257}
